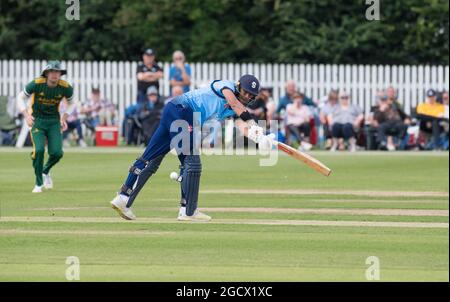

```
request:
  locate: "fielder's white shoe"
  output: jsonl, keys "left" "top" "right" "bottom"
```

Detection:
{"left": 43, "top": 173, "right": 53, "bottom": 189}
{"left": 178, "top": 209, "right": 212, "bottom": 222}
{"left": 32, "top": 185, "right": 43, "bottom": 193}
{"left": 110, "top": 194, "right": 136, "bottom": 220}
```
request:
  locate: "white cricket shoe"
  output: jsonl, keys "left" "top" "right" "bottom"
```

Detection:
{"left": 43, "top": 173, "right": 53, "bottom": 189}
{"left": 178, "top": 209, "right": 211, "bottom": 222}
{"left": 110, "top": 194, "right": 136, "bottom": 220}
{"left": 32, "top": 185, "right": 43, "bottom": 193}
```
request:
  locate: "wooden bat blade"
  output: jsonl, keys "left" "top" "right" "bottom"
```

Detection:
{"left": 276, "top": 142, "right": 332, "bottom": 177}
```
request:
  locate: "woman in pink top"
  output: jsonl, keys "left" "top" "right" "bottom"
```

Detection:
{"left": 285, "top": 92, "right": 313, "bottom": 150}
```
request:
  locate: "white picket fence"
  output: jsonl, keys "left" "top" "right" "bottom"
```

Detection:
{"left": 1, "top": 60, "right": 449, "bottom": 126}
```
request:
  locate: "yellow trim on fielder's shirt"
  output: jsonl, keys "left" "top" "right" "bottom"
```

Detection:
{"left": 57, "top": 79, "right": 69, "bottom": 88}
{"left": 35, "top": 77, "right": 46, "bottom": 84}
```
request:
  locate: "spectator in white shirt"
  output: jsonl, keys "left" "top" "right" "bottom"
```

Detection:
{"left": 328, "top": 90, "right": 364, "bottom": 152}
{"left": 286, "top": 92, "right": 313, "bottom": 150}
{"left": 319, "top": 89, "right": 339, "bottom": 149}
{"left": 81, "top": 87, "right": 116, "bottom": 129}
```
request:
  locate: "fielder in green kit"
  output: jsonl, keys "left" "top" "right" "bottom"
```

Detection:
{"left": 16, "top": 61, "right": 75, "bottom": 193}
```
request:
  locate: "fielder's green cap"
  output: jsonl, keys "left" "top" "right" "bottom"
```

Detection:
{"left": 41, "top": 60, "right": 67, "bottom": 77}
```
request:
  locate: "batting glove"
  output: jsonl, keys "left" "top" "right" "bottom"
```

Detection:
{"left": 248, "top": 125, "right": 265, "bottom": 143}
{"left": 258, "top": 133, "right": 276, "bottom": 151}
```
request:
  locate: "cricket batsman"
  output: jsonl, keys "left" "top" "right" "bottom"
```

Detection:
{"left": 16, "top": 61, "right": 75, "bottom": 193}
{"left": 111, "top": 74, "right": 273, "bottom": 221}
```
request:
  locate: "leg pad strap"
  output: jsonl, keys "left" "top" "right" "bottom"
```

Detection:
{"left": 120, "top": 185, "right": 133, "bottom": 196}
{"left": 126, "top": 154, "right": 165, "bottom": 207}
{"left": 181, "top": 155, "right": 202, "bottom": 216}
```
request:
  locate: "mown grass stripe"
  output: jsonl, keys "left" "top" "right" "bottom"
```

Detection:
{"left": 1, "top": 216, "right": 447, "bottom": 228}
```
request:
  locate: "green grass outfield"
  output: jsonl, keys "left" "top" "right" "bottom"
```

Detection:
{"left": 0, "top": 148, "right": 448, "bottom": 281}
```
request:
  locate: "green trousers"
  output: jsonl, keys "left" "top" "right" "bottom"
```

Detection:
{"left": 30, "top": 118, "right": 64, "bottom": 186}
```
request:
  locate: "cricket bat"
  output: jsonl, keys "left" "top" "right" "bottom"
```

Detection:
{"left": 274, "top": 141, "right": 332, "bottom": 177}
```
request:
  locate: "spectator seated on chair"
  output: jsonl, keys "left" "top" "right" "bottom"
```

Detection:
{"left": 327, "top": 90, "right": 364, "bottom": 152}
{"left": 416, "top": 89, "right": 446, "bottom": 150}
{"left": 60, "top": 99, "right": 87, "bottom": 147}
{"left": 372, "top": 96, "right": 408, "bottom": 151}
{"left": 386, "top": 86, "right": 412, "bottom": 149}
{"left": 368, "top": 87, "right": 411, "bottom": 151}
{"left": 0, "top": 95, "right": 21, "bottom": 146}
{"left": 285, "top": 92, "right": 313, "bottom": 151}
{"left": 319, "top": 89, "right": 339, "bottom": 149}
{"left": 365, "top": 90, "right": 386, "bottom": 150}
{"left": 81, "top": 87, "right": 116, "bottom": 130}
{"left": 80, "top": 87, "right": 116, "bottom": 146}
{"left": 123, "top": 85, "right": 164, "bottom": 145}
{"left": 276, "top": 81, "right": 316, "bottom": 143}
{"left": 137, "top": 85, "right": 165, "bottom": 144}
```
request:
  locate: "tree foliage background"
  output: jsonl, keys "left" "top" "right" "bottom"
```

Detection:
{"left": 0, "top": 0, "right": 448, "bottom": 64}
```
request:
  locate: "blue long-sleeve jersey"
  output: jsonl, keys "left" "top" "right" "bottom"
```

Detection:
{"left": 174, "top": 80, "right": 238, "bottom": 126}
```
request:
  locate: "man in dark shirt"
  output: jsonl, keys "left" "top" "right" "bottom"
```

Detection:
{"left": 136, "top": 48, "right": 163, "bottom": 104}
{"left": 138, "top": 86, "right": 165, "bottom": 144}
{"left": 373, "top": 98, "right": 408, "bottom": 151}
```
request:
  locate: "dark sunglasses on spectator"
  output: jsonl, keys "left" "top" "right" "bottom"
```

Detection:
{"left": 340, "top": 96, "right": 349, "bottom": 99}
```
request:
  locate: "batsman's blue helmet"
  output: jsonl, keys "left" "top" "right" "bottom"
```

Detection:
{"left": 237, "top": 74, "right": 260, "bottom": 97}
